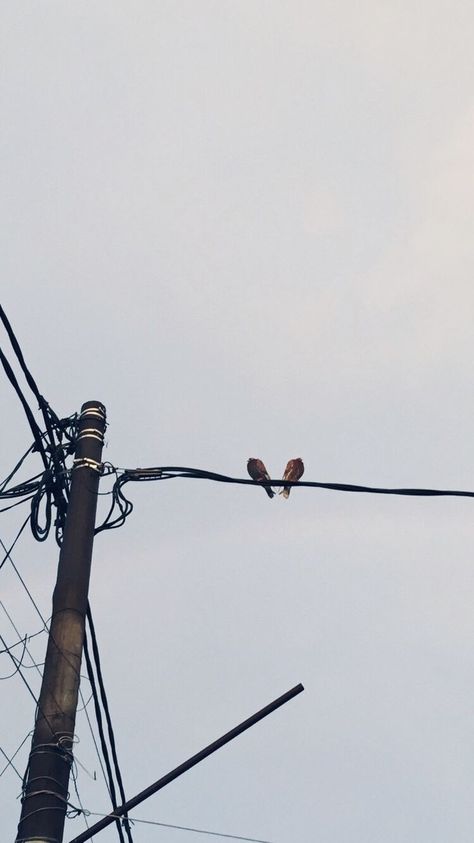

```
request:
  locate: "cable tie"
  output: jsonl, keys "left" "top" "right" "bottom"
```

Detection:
{"left": 80, "top": 407, "right": 106, "bottom": 421}
{"left": 76, "top": 429, "right": 105, "bottom": 443}
{"left": 72, "top": 458, "right": 103, "bottom": 474}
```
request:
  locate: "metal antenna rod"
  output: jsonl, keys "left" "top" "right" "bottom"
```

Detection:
{"left": 68, "top": 683, "right": 304, "bottom": 843}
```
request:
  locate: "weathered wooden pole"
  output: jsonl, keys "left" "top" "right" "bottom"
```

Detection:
{"left": 16, "top": 401, "right": 106, "bottom": 843}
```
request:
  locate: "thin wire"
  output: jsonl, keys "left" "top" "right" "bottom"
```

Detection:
{"left": 0, "top": 600, "right": 47, "bottom": 675}
{"left": 71, "top": 763, "right": 93, "bottom": 840}
{"left": 0, "top": 631, "right": 56, "bottom": 740}
{"left": 0, "top": 731, "right": 31, "bottom": 780}
{"left": 0, "top": 530, "right": 111, "bottom": 801}
{"left": 0, "top": 344, "right": 48, "bottom": 467}
{"left": 0, "top": 305, "right": 73, "bottom": 540}
{"left": 0, "top": 535, "right": 50, "bottom": 639}
{"left": 0, "top": 622, "right": 45, "bottom": 655}
{"left": 85, "top": 605, "right": 133, "bottom": 843}
{"left": 0, "top": 515, "right": 31, "bottom": 573}
{"left": 76, "top": 692, "right": 94, "bottom": 714}
{"left": 0, "top": 743, "right": 24, "bottom": 781}
{"left": 84, "top": 812, "right": 274, "bottom": 843}
{"left": 0, "top": 637, "right": 28, "bottom": 679}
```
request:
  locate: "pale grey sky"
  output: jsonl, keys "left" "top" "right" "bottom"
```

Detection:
{"left": 2, "top": 3, "right": 474, "bottom": 842}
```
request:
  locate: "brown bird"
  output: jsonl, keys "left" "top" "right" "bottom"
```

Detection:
{"left": 247, "top": 458, "right": 274, "bottom": 499}
{"left": 280, "top": 458, "right": 304, "bottom": 498}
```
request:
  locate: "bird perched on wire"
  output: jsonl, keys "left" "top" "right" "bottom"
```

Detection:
{"left": 280, "top": 458, "right": 304, "bottom": 498}
{"left": 247, "top": 458, "right": 274, "bottom": 498}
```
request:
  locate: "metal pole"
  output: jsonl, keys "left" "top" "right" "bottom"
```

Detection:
{"left": 68, "top": 683, "right": 304, "bottom": 843}
{"left": 16, "top": 401, "right": 106, "bottom": 843}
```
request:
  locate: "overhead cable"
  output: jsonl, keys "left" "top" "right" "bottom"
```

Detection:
{"left": 92, "top": 463, "right": 474, "bottom": 534}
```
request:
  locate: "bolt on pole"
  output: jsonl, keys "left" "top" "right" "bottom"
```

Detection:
{"left": 16, "top": 401, "right": 106, "bottom": 843}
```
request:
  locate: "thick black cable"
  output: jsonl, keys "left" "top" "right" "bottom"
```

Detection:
{"left": 0, "top": 632, "right": 57, "bottom": 741}
{"left": 0, "top": 307, "right": 77, "bottom": 542}
{"left": 0, "top": 305, "right": 63, "bottom": 466}
{"left": 94, "top": 467, "right": 133, "bottom": 534}
{"left": 0, "top": 307, "right": 47, "bottom": 408}
{"left": 94, "top": 463, "right": 474, "bottom": 535}
{"left": 0, "top": 307, "right": 76, "bottom": 449}
{"left": 0, "top": 432, "right": 76, "bottom": 545}
{"left": 0, "top": 346, "right": 48, "bottom": 467}
{"left": 85, "top": 606, "right": 133, "bottom": 843}
{"left": 0, "top": 471, "right": 43, "bottom": 499}
{"left": 152, "top": 467, "right": 474, "bottom": 497}
{"left": 83, "top": 627, "right": 126, "bottom": 843}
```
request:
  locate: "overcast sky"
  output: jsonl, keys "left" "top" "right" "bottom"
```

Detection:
{"left": 2, "top": 3, "right": 474, "bottom": 842}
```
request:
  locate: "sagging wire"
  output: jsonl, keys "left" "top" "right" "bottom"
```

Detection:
{"left": 92, "top": 462, "right": 474, "bottom": 536}
{"left": 72, "top": 809, "right": 273, "bottom": 843}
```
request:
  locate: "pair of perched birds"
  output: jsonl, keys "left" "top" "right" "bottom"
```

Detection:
{"left": 247, "top": 457, "right": 304, "bottom": 499}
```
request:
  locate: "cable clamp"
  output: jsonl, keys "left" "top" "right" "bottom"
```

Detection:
{"left": 76, "top": 428, "right": 105, "bottom": 443}
{"left": 80, "top": 406, "right": 106, "bottom": 422}
{"left": 72, "top": 458, "right": 103, "bottom": 474}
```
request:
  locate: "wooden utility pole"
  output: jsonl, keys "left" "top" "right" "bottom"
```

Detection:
{"left": 16, "top": 401, "right": 106, "bottom": 843}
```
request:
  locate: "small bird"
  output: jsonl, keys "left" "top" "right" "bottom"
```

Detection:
{"left": 280, "top": 458, "right": 304, "bottom": 498}
{"left": 247, "top": 458, "right": 274, "bottom": 499}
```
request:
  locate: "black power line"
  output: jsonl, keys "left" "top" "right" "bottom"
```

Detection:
{"left": 92, "top": 462, "right": 474, "bottom": 534}
{"left": 83, "top": 606, "right": 133, "bottom": 843}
